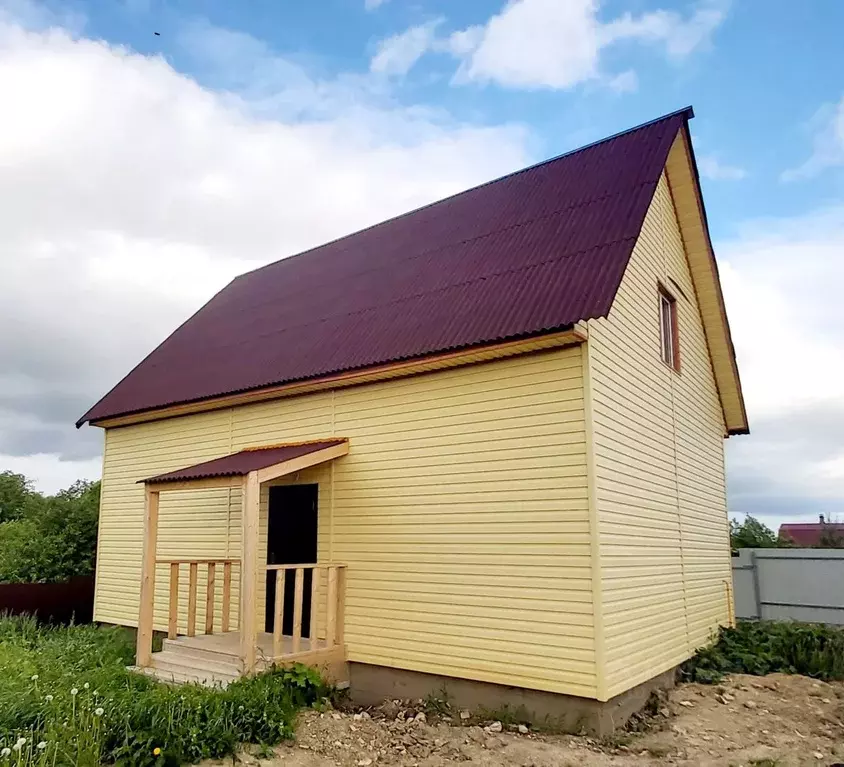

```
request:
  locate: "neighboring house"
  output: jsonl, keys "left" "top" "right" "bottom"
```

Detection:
{"left": 78, "top": 107, "right": 748, "bottom": 733}
{"left": 779, "top": 516, "right": 844, "bottom": 547}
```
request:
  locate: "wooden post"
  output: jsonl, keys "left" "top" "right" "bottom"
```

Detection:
{"left": 240, "top": 472, "right": 260, "bottom": 673}
{"left": 168, "top": 563, "right": 180, "bottom": 640}
{"left": 326, "top": 566, "right": 338, "bottom": 648}
{"left": 136, "top": 489, "right": 160, "bottom": 667}
{"left": 221, "top": 561, "right": 232, "bottom": 633}
{"left": 292, "top": 568, "right": 304, "bottom": 654}
{"left": 187, "top": 562, "right": 198, "bottom": 637}
{"left": 309, "top": 566, "right": 319, "bottom": 647}
{"left": 272, "top": 570, "right": 285, "bottom": 658}
{"left": 335, "top": 566, "right": 346, "bottom": 646}
{"left": 205, "top": 562, "right": 216, "bottom": 635}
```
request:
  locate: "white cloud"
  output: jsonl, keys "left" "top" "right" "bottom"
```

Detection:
{"left": 370, "top": 19, "right": 442, "bottom": 77}
{"left": 445, "top": 0, "right": 726, "bottom": 90}
{"left": 0, "top": 454, "right": 102, "bottom": 496}
{"left": 364, "top": 0, "right": 388, "bottom": 9}
{"left": 697, "top": 154, "right": 747, "bottom": 180}
{"left": 602, "top": 2, "right": 725, "bottom": 58}
{"left": 782, "top": 95, "right": 844, "bottom": 180}
{"left": 607, "top": 69, "right": 638, "bottom": 93}
{"left": 0, "top": 12, "right": 532, "bottom": 492}
{"left": 719, "top": 207, "right": 844, "bottom": 525}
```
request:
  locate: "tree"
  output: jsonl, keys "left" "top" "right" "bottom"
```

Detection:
{"left": 730, "top": 516, "right": 781, "bottom": 549}
{"left": 0, "top": 470, "right": 35, "bottom": 523}
{"left": 818, "top": 522, "right": 844, "bottom": 549}
{"left": 0, "top": 475, "right": 100, "bottom": 583}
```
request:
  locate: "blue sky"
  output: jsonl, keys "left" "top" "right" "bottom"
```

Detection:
{"left": 73, "top": 0, "right": 844, "bottom": 236}
{"left": 1, "top": 0, "right": 843, "bottom": 531}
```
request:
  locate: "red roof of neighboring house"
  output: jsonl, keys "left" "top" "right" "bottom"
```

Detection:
{"left": 142, "top": 440, "right": 347, "bottom": 484}
{"left": 79, "top": 108, "right": 693, "bottom": 427}
{"left": 779, "top": 522, "right": 844, "bottom": 547}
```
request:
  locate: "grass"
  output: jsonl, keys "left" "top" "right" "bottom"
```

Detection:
{"left": 682, "top": 620, "right": 844, "bottom": 684}
{"left": 0, "top": 616, "right": 329, "bottom": 767}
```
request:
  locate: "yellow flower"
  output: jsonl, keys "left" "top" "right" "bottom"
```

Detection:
{"left": 153, "top": 748, "right": 161, "bottom": 756}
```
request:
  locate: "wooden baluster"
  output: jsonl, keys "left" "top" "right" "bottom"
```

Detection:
{"left": 168, "top": 563, "right": 180, "bottom": 640}
{"left": 292, "top": 568, "right": 304, "bottom": 654}
{"left": 222, "top": 561, "right": 232, "bottom": 633}
{"left": 205, "top": 562, "right": 216, "bottom": 634}
{"left": 187, "top": 562, "right": 198, "bottom": 637}
{"left": 309, "top": 566, "right": 319, "bottom": 649}
{"left": 336, "top": 567, "right": 346, "bottom": 647}
{"left": 326, "top": 566, "right": 338, "bottom": 648}
{"left": 272, "top": 570, "right": 285, "bottom": 658}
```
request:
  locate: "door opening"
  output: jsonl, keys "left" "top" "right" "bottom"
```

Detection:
{"left": 265, "top": 484, "right": 318, "bottom": 635}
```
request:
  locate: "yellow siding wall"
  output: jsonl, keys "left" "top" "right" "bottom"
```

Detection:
{"left": 586, "top": 172, "right": 731, "bottom": 699}
{"left": 96, "top": 348, "right": 596, "bottom": 697}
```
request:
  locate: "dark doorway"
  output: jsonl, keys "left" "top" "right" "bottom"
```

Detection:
{"left": 265, "top": 484, "right": 318, "bottom": 635}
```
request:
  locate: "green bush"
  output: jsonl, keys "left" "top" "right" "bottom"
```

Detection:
{"left": 0, "top": 478, "right": 100, "bottom": 583}
{"left": 682, "top": 620, "right": 844, "bottom": 684}
{"left": 0, "top": 617, "right": 328, "bottom": 766}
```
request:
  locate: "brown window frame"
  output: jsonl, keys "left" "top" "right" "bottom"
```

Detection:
{"left": 658, "top": 286, "right": 680, "bottom": 372}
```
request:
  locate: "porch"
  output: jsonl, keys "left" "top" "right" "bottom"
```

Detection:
{"left": 133, "top": 440, "right": 349, "bottom": 686}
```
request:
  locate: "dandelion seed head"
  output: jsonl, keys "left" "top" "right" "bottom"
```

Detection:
{"left": 94, "top": 707, "right": 104, "bottom": 717}
{"left": 36, "top": 742, "right": 47, "bottom": 751}
{"left": 83, "top": 682, "right": 90, "bottom": 690}
{"left": 70, "top": 688, "right": 78, "bottom": 696}
{"left": 30, "top": 674, "right": 39, "bottom": 681}
{"left": 45, "top": 695, "right": 53, "bottom": 702}
{"left": 1, "top": 747, "right": 11, "bottom": 757}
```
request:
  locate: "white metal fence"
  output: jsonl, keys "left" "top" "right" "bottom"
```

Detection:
{"left": 731, "top": 548, "right": 844, "bottom": 625}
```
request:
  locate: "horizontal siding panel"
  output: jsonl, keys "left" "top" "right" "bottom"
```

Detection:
{"left": 588, "top": 171, "right": 731, "bottom": 698}
{"left": 95, "top": 346, "right": 595, "bottom": 698}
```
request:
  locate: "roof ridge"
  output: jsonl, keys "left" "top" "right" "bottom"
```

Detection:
{"left": 238, "top": 107, "right": 693, "bottom": 280}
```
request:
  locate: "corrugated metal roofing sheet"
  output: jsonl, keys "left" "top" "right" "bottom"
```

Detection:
{"left": 142, "top": 439, "right": 347, "bottom": 484}
{"left": 79, "top": 109, "right": 691, "bottom": 426}
{"left": 778, "top": 523, "right": 844, "bottom": 547}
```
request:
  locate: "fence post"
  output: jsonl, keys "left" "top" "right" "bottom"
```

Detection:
{"left": 750, "top": 550, "right": 762, "bottom": 620}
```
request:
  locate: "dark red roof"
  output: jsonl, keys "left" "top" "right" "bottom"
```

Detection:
{"left": 143, "top": 440, "right": 346, "bottom": 484}
{"left": 79, "top": 108, "right": 692, "bottom": 426}
{"left": 778, "top": 523, "right": 844, "bottom": 547}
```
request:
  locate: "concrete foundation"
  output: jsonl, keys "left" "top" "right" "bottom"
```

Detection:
{"left": 348, "top": 662, "right": 677, "bottom": 736}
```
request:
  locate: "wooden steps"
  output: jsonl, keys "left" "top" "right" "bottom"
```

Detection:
{"left": 132, "top": 636, "right": 244, "bottom": 687}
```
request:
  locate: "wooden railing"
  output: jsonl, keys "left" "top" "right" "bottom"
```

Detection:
{"left": 266, "top": 564, "right": 346, "bottom": 658}
{"left": 157, "top": 559, "right": 240, "bottom": 640}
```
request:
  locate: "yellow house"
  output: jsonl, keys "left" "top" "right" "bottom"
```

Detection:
{"left": 78, "top": 107, "right": 747, "bottom": 733}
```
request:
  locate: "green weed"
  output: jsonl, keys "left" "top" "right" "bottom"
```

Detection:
{"left": 0, "top": 616, "right": 328, "bottom": 767}
{"left": 682, "top": 620, "right": 844, "bottom": 684}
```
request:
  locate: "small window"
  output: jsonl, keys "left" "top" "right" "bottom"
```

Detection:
{"left": 659, "top": 287, "right": 680, "bottom": 371}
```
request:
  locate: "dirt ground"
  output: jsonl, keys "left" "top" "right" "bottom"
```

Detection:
{"left": 234, "top": 673, "right": 844, "bottom": 767}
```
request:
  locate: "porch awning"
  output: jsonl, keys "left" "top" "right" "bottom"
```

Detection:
{"left": 141, "top": 439, "right": 348, "bottom": 488}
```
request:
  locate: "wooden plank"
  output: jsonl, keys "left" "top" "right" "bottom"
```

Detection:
{"left": 222, "top": 561, "right": 232, "bottom": 633}
{"left": 256, "top": 442, "right": 349, "bottom": 484}
{"left": 266, "top": 562, "right": 319, "bottom": 571}
{"left": 240, "top": 471, "right": 260, "bottom": 673}
{"left": 187, "top": 562, "right": 198, "bottom": 637}
{"left": 156, "top": 558, "right": 241, "bottom": 565}
{"left": 145, "top": 476, "right": 245, "bottom": 492}
{"left": 168, "top": 562, "right": 180, "bottom": 640}
{"left": 205, "top": 562, "right": 216, "bottom": 635}
{"left": 292, "top": 568, "right": 304, "bottom": 654}
{"left": 326, "top": 566, "right": 338, "bottom": 647}
{"left": 335, "top": 567, "right": 346, "bottom": 646}
{"left": 273, "top": 570, "right": 285, "bottom": 658}
{"left": 309, "top": 566, "right": 319, "bottom": 646}
{"left": 136, "top": 489, "right": 160, "bottom": 667}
